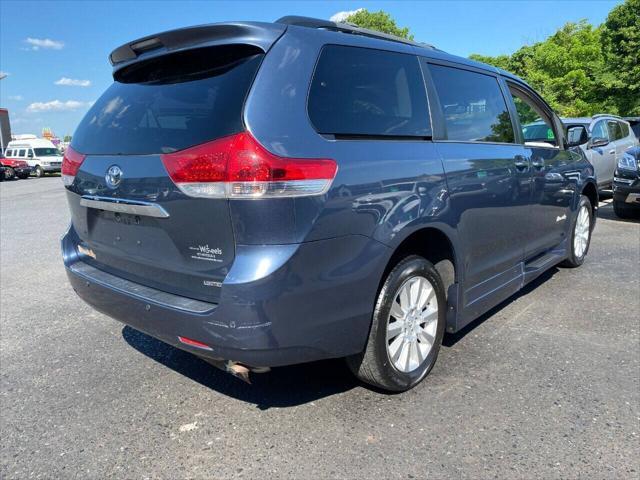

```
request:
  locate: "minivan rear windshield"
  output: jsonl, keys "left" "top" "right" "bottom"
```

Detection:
{"left": 71, "top": 46, "right": 263, "bottom": 155}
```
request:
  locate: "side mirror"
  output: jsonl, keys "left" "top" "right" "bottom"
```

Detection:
{"left": 590, "top": 137, "right": 609, "bottom": 148}
{"left": 565, "top": 125, "right": 589, "bottom": 148}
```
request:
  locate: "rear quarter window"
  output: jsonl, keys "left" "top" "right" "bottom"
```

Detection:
{"left": 308, "top": 45, "right": 430, "bottom": 138}
{"left": 71, "top": 45, "right": 263, "bottom": 155}
{"left": 620, "top": 121, "right": 630, "bottom": 138}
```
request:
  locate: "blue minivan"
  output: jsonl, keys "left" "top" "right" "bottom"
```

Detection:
{"left": 62, "top": 17, "right": 598, "bottom": 391}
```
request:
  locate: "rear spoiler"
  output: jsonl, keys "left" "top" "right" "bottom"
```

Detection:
{"left": 109, "top": 21, "right": 286, "bottom": 76}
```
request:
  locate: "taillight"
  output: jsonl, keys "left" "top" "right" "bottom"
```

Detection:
{"left": 161, "top": 132, "right": 337, "bottom": 198}
{"left": 61, "top": 146, "right": 86, "bottom": 187}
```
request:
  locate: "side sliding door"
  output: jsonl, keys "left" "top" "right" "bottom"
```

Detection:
{"left": 424, "top": 61, "right": 532, "bottom": 323}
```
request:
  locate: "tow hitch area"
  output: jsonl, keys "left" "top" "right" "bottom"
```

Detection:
{"left": 202, "top": 358, "right": 271, "bottom": 384}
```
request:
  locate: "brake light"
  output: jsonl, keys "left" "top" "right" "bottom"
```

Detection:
{"left": 178, "top": 336, "right": 213, "bottom": 351}
{"left": 161, "top": 132, "right": 337, "bottom": 198}
{"left": 61, "top": 146, "right": 86, "bottom": 187}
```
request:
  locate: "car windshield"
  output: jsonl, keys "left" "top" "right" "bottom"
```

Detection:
{"left": 34, "top": 148, "right": 60, "bottom": 156}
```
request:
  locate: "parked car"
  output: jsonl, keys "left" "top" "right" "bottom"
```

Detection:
{"left": 560, "top": 115, "right": 638, "bottom": 190}
{"left": 5, "top": 138, "right": 63, "bottom": 177}
{"left": 0, "top": 150, "right": 31, "bottom": 179}
{"left": 61, "top": 17, "right": 598, "bottom": 391}
{"left": 612, "top": 146, "right": 640, "bottom": 218}
{"left": 0, "top": 152, "right": 6, "bottom": 181}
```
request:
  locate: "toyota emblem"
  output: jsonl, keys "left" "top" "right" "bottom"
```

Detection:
{"left": 105, "top": 165, "right": 123, "bottom": 189}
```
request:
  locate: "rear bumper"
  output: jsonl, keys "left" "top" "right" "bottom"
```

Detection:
{"left": 41, "top": 165, "right": 61, "bottom": 172}
{"left": 62, "top": 227, "right": 388, "bottom": 367}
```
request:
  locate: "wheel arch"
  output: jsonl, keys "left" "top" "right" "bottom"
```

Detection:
{"left": 581, "top": 180, "right": 598, "bottom": 219}
{"left": 381, "top": 226, "right": 459, "bottom": 301}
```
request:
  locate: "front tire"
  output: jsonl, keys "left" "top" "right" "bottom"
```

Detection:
{"left": 34, "top": 166, "right": 44, "bottom": 178}
{"left": 561, "top": 195, "right": 593, "bottom": 268}
{"left": 4, "top": 167, "right": 16, "bottom": 180}
{"left": 347, "top": 255, "right": 446, "bottom": 392}
{"left": 613, "top": 201, "right": 636, "bottom": 219}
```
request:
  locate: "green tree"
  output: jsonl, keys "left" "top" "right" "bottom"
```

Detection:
{"left": 469, "top": 0, "right": 640, "bottom": 116}
{"left": 468, "top": 53, "right": 511, "bottom": 71}
{"left": 601, "top": 0, "right": 640, "bottom": 114}
{"left": 63, "top": 135, "right": 72, "bottom": 142}
{"left": 344, "top": 9, "right": 414, "bottom": 40}
{"left": 471, "top": 21, "right": 611, "bottom": 116}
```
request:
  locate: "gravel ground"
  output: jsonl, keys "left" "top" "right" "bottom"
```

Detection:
{"left": 1, "top": 177, "right": 639, "bottom": 479}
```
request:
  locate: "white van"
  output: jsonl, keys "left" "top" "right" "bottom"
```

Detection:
{"left": 5, "top": 137, "right": 63, "bottom": 177}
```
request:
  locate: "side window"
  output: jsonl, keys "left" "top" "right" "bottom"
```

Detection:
{"left": 308, "top": 45, "right": 430, "bottom": 138}
{"left": 591, "top": 121, "right": 608, "bottom": 140}
{"left": 507, "top": 85, "right": 557, "bottom": 147}
{"left": 428, "top": 64, "right": 515, "bottom": 143}
{"left": 18, "top": 149, "right": 26, "bottom": 157}
{"left": 607, "top": 120, "right": 623, "bottom": 141}
{"left": 28, "top": 149, "right": 34, "bottom": 158}
{"left": 5, "top": 149, "right": 12, "bottom": 156}
{"left": 619, "top": 121, "right": 630, "bottom": 138}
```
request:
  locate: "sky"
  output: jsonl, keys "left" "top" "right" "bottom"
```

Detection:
{"left": 0, "top": 0, "right": 622, "bottom": 137}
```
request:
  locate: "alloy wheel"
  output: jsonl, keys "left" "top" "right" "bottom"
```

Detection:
{"left": 573, "top": 205, "right": 590, "bottom": 258}
{"left": 386, "top": 276, "right": 438, "bottom": 373}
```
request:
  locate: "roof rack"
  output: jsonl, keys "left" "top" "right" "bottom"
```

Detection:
{"left": 276, "top": 15, "right": 436, "bottom": 50}
{"left": 592, "top": 114, "right": 622, "bottom": 120}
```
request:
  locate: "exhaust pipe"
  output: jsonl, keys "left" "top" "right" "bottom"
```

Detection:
{"left": 178, "top": 336, "right": 270, "bottom": 383}
{"left": 202, "top": 358, "right": 270, "bottom": 384}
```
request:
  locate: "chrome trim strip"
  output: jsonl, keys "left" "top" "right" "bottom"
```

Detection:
{"left": 613, "top": 176, "right": 634, "bottom": 185}
{"left": 80, "top": 195, "right": 169, "bottom": 218}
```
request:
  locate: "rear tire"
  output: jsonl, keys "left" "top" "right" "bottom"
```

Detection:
{"left": 34, "top": 166, "right": 44, "bottom": 178}
{"left": 561, "top": 195, "right": 593, "bottom": 268}
{"left": 347, "top": 255, "right": 446, "bottom": 392}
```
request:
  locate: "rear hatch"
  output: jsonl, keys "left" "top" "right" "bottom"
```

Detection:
{"left": 64, "top": 42, "right": 266, "bottom": 303}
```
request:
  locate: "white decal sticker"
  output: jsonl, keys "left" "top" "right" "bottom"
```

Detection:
{"left": 556, "top": 214, "right": 567, "bottom": 222}
{"left": 188, "top": 244, "right": 223, "bottom": 263}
